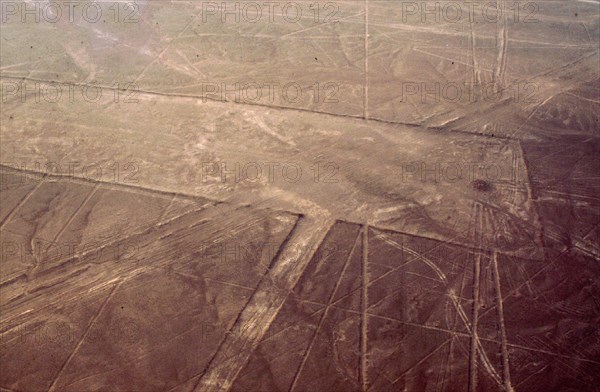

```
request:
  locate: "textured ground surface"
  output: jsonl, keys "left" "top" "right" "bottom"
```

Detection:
{"left": 0, "top": 1, "right": 599, "bottom": 391}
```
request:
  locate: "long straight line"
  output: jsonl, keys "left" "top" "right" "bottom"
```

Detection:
{"left": 195, "top": 217, "right": 334, "bottom": 392}
{"left": 288, "top": 228, "right": 362, "bottom": 392}
{"left": 469, "top": 204, "right": 482, "bottom": 392}
{"left": 52, "top": 183, "right": 99, "bottom": 244}
{"left": 0, "top": 176, "right": 45, "bottom": 229}
{"left": 0, "top": 75, "right": 517, "bottom": 141}
{"left": 469, "top": 253, "right": 481, "bottom": 392}
{"left": 364, "top": 0, "right": 369, "bottom": 120}
{"left": 47, "top": 281, "right": 121, "bottom": 392}
{"left": 360, "top": 224, "right": 369, "bottom": 391}
{"left": 492, "top": 251, "right": 514, "bottom": 392}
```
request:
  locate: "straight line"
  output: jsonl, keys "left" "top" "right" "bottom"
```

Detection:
{"left": 156, "top": 194, "right": 177, "bottom": 223}
{"left": 492, "top": 251, "right": 514, "bottom": 392}
{"left": 493, "top": 0, "right": 509, "bottom": 87}
{"left": 360, "top": 224, "right": 369, "bottom": 391}
{"left": 391, "top": 338, "right": 452, "bottom": 384}
{"left": 468, "top": 204, "right": 482, "bottom": 392}
{"left": 505, "top": 341, "right": 600, "bottom": 365}
{"left": 364, "top": 0, "right": 369, "bottom": 120}
{"left": 0, "top": 75, "right": 517, "bottom": 142}
{"left": 0, "top": 163, "right": 224, "bottom": 207}
{"left": 288, "top": 227, "right": 362, "bottom": 392}
{"left": 52, "top": 183, "right": 99, "bottom": 244}
{"left": 469, "top": 251, "right": 481, "bottom": 392}
{"left": 0, "top": 176, "right": 45, "bottom": 230}
{"left": 132, "top": 6, "right": 202, "bottom": 85}
{"left": 0, "top": 163, "right": 516, "bottom": 257}
{"left": 199, "top": 214, "right": 304, "bottom": 392}
{"left": 194, "top": 217, "right": 334, "bottom": 392}
{"left": 1, "top": 163, "right": 548, "bottom": 263}
{"left": 47, "top": 281, "right": 121, "bottom": 392}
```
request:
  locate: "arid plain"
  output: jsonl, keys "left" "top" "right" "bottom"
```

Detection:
{"left": 0, "top": 1, "right": 599, "bottom": 391}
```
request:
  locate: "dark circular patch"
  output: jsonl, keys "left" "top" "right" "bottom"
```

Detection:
{"left": 471, "top": 179, "right": 492, "bottom": 192}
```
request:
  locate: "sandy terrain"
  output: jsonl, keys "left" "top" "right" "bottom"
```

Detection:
{"left": 0, "top": 1, "right": 599, "bottom": 391}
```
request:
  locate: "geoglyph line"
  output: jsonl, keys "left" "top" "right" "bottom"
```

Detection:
{"left": 194, "top": 216, "right": 334, "bottom": 392}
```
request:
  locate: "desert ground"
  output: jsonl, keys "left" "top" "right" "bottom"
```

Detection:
{"left": 0, "top": 0, "right": 599, "bottom": 391}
